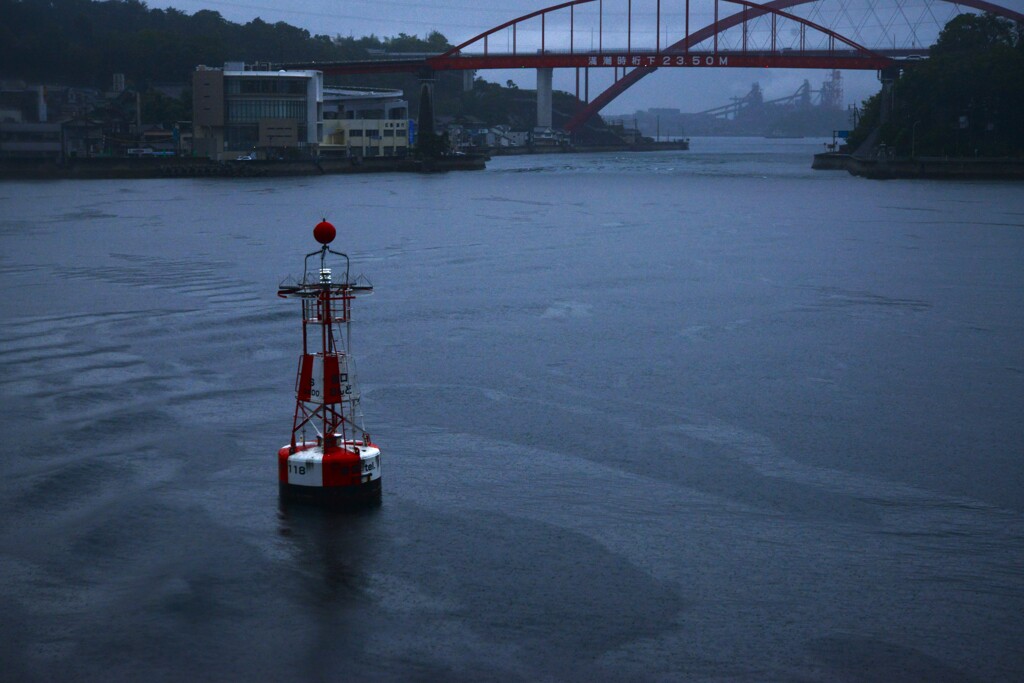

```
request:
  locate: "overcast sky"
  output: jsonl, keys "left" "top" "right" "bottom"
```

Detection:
{"left": 144, "top": 0, "right": 1024, "bottom": 115}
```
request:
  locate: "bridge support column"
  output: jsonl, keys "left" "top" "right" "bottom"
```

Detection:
{"left": 878, "top": 66, "right": 899, "bottom": 125}
{"left": 536, "top": 67, "right": 553, "bottom": 129}
{"left": 462, "top": 70, "right": 476, "bottom": 92}
{"left": 417, "top": 70, "right": 436, "bottom": 137}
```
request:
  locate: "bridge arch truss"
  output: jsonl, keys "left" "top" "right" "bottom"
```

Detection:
{"left": 290, "top": 0, "right": 1024, "bottom": 132}
{"left": 556, "top": 0, "right": 1024, "bottom": 130}
{"left": 427, "top": 0, "right": 1024, "bottom": 131}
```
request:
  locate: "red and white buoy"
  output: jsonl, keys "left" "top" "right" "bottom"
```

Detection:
{"left": 276, "top": 220, "right": 381, "bottom": 504}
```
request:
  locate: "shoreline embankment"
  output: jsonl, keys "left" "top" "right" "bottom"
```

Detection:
{"left": 0, "top": 141, "right": 694, "bottom": 180}
{"left": 488, "top": 140, "right": 689, "bottom": 156}
{"left": 813, "top": 152, "right": 1024, "bottom": 180}
{"left": 0, "top": 155, "right": 487, "bottom": 181}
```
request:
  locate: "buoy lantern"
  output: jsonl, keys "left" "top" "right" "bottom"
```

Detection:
{"left": 276, "top": 221, "right": 380, "bottom": 505}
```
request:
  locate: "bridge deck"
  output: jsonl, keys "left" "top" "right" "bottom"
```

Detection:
{"left": 284, "top": 47, "right": 924, "bottom": 75}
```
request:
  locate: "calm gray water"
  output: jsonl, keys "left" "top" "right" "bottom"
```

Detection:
{"left": 1, "top": 138, "right": 1023, "bottom": 681}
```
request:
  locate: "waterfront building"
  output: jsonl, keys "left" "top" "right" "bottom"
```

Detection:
{"left": 60, "top": 117, "right": 104, "bottom": 159}
{"left": 192, "top": 63, "right": 324, "bottom": 160}
{"left": 321, "top": 87, "right": 410, "bottom": 158}
{"left": 192, "top": 64, "right": 412, "bottom": 160}
{"left": 0, "top": 122, "right": 61, "bottom": 160}
{"left": 0, "top": 84, "right": 59, "bottom": 160}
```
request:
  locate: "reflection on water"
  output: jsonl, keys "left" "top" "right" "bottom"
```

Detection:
{"left": 277, "top": 500, "right": 384, "bottom": 604}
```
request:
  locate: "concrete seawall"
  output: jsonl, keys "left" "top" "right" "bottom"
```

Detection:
{"left": 811, "top": 152, "right": 853, "bottom": 171}
{"left": 813, "top": 152, "right": 1024, "bottom": 180}
{"left": 489, "top": 140, "right": 689, "bottom": 156}
{"left": 0, "top": 155, "right": 486, "bottom": 181}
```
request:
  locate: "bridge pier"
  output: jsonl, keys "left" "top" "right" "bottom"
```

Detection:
{"left": 878, "top": 66, "right": 899, "bottom": 125}
{"left": 536, "top": 67, "right": 553, "bottom": 129}
{"left": 417, "top": 71, "right": 436, "bottom": 138}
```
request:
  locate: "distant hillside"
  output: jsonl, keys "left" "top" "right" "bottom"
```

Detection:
{"left": 0, "top": 0, "right": 612, "bottom": 134}
{"left": 847, "top": 13, "right": 1024, "bottom": 157}
{"left": 0, "top": 0, "right": 449, "bottom": 86}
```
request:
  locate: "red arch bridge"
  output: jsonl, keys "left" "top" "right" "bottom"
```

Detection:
{"left": 282, "top": 0, "right": 1024, "bottom": 133}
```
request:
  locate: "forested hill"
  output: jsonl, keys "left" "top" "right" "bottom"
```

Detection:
{"left": 847, "top": 13, "right": 1024, "bottom": 157}
{"left": 0, "top": 0, "right": 618, "bottom": 134}
{"left": 0, "top": 0, "right": 451, "bottom": 86}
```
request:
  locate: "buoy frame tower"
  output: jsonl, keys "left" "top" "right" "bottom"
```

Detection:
{"left": 276, "top": 220, "right": 381, "bottom": 504}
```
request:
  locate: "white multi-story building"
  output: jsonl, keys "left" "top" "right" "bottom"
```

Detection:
{"left": 321, "top": 87, "right": 410, "bottom": 158}
{"left": 192, "top": 63, "right": 323, "bottom": 160}
{"left": 192, "top": 65, "right": 412, "bottom": 160}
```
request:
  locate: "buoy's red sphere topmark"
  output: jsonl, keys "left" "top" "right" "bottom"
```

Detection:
{"left": 314, "top": 220, "right": 336, "bottom": 245}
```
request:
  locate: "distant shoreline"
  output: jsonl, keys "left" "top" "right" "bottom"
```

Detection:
{"left": 0, "top": 142, "right": 699, "bottom": 179}
{"left": 487, "top": 140, "right": 690, "bottom": 156}
{"left": 0, "top": 155, "right": 486, "bottom": 181}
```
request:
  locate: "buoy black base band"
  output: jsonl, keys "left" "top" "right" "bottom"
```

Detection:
{"left": 279, "top": 479, "right": 382, "bottom": 506}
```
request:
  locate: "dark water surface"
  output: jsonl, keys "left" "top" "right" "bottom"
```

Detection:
{"left": 1, "top": 138, "right": 1023, "bottom": 681}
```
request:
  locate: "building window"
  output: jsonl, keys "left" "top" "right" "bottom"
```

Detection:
{"left": 383, "top": 129, "right": 394, "bottom": 137}
{"left": 226, "top": 124, "right": 259, "bottom": 149}
{"left": 227, "top": 78, "right": 307, "bottom": 96}
{"left": 226, "top": 99, "right": 307, "bottom": 123}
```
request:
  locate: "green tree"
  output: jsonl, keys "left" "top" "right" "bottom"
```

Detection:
{"left": 0, "top": 0, "right": 450, "bottom": 86}
{"left": 931, "top": 12, "right": 1018, "bottom": 56}
{"left": 848, "top": 13, "right": 1024, "bottom": 157}
{"left": 140, "top": 89, "right": 190, "bottom": 127}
